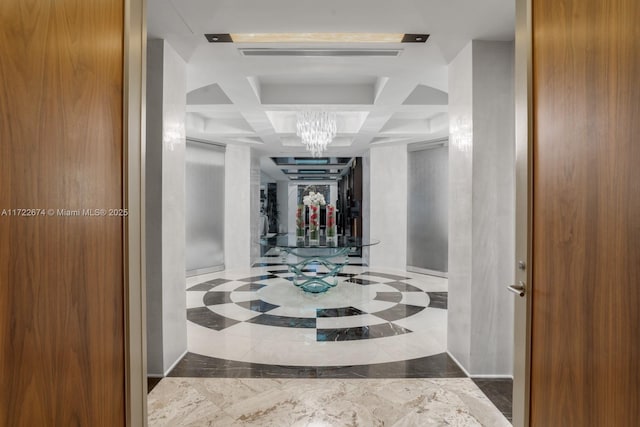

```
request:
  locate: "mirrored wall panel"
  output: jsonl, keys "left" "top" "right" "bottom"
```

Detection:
{"left": 407, "top": 143, "right": 449, "bottom": 274}
{"left": 185, "top": 140, "right": 225, "bottom": 275}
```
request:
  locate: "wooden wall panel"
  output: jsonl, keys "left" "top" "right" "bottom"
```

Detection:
{"left": 0, "top": 0, "right": 126, "bottom": 425}
{"left": 531, "top": 0, "right": 640, "bottom": 425}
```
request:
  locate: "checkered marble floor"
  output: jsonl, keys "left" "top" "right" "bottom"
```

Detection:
{"left": 185, "top": 259, "right": 448, "bottom": 366}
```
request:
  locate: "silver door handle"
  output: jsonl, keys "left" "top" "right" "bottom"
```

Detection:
{"left": 508, "top": 281, "right": 526, "bottom": 297}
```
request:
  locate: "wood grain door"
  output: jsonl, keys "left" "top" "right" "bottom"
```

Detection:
{"left": 531, "top": 0, "right": 640, "bottom": 425}
{"left": 0, "top": 0, "right": 127, "bottom": 425}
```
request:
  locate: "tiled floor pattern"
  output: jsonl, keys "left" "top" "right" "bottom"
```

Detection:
{"left": 185, "top": 262, "right": 448, "bottom": 366}
{"left": 151, "top": 260, "right": 512, "bottom": 425}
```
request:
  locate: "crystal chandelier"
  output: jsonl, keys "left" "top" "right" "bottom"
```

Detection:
{"left": 296, "top": 111, "right": 337, "bottom": 157}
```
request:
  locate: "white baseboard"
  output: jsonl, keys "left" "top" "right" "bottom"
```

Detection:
{"left": 164, "top": 349, "right": 189, "bottom": 377}
{"left": 447, "top": 351, "right": 514, "bottom": 379}
{"left": 447, "top": 351, "right": 472, "bottom": 377}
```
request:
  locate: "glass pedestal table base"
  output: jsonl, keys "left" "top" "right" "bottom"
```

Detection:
{"left": 261, "top": 235, "right": 380, "bottom": 294}
{"left": 279, "top": 247, "right": 352, "bottom": 293}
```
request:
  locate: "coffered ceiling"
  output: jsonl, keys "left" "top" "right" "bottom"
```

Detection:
{"left": 148, "top": 0, "right": 514, "bottom": 180}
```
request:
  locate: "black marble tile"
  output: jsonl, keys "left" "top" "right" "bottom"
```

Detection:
{"left": 345, "top": 277, "right": 379, "bottom": 286}
{"left": 186, "top": 283, "right": 215, "bottom": 292}
{"left": 384, "top": 281, "right": 424, "bottom": 292}
{"left": 168, "top": 352, "right": 466, "bottom": 379}
{"left": 204, "top": 278, "right": 232, "bottom": 286}
{"left": 147, "top": 377, "right": 162, "bottom": 393}
{"left": 186, "top": 278, "right": 230, "bottom": 292}
{"left": 361, "top": 271, "right": 411, "bottom": 281}
{"left": 234, "top": 283, "right": 268, "bottom": 292}
{"left": 251, "top": 263, "right": 285, "bottom": 267}
{"left": 316, "top": 307, "right": 366, "bottom": 317}
{"left": 317, "top": 322, "right": 411, "bottom": 341}
{"left": 235, "top": 299, "right": 279, "bottom": 313}
{"left": 473, "top": 378, "right": 513, "bottom": 422}
{"left": 237, "top": 274, "right": 279, "bottom": 282}
{"left": 267, "top": 269, "right": 291, "bottom": 275}
{"left": 202, "top": 291, "right": 233, "bottom": 306}
{"left": 427, "top": 292, "right": 448, "bottom": 309}
{"left": 336, "top": 272, "right": 358, "bottom": 277}
{"left": 247, "top": 314, "right": 316, "bottom": 328}
{"left": 374, "top": 292, "right": 403, "bottom": 303}
{"left": 187, "top": 307, "right": 240, "bottom": 331}
{"left": 372, "top": 304, "right": 426, "bottom": 322}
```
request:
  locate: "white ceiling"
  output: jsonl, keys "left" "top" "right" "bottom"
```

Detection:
{"left": 148, "top": 0, "right": 514, "bottom": 181}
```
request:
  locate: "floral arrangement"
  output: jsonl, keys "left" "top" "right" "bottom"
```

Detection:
{"left": 303, "top": 191, "right": 326, "bottom": 206}
{"left": 308, "top": 203, "right": 320, "bottom": 242}
{"left": 326, "top": 204, "right": 336, "bottom": 238}
{"left": 295, "top": 205, "right": 305, "bottom": 238}
{"left": 302, "top": 191, "right": 326, "bottom": 244}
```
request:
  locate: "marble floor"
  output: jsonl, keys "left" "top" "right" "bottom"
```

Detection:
{"left": 148, "top": 258, "right": 512, "bottom": 425}
{"left": 184, "top": 258, "right": 448, "bottom": 366}
{"left": 148, "top": 377, "right": 511, "bottom": 426}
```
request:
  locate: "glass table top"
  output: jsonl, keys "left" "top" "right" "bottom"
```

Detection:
{"left": 261, "top": 234, "right": 380, "bottom": 249}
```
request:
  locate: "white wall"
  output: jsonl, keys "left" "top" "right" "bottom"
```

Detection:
{"left": 224, "top": 145, "right": 252, "bottom": 270}
{"left": 369, "top": 145, "right": 408, "bottom": 270}
{"left": 447, "top": 40, "right": 515, "bottom": 376}
{"left": 146, "top": 39, "right": 187, "bottom": 376}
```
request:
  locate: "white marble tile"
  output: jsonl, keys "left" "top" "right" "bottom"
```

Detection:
{"left": 223, "top": 322, "right": 318, "bottom": 343}
{"left": 351, "top": 299, "right": 398, "bottom": 314}
{"left": 399, "top": 291, "right": 430, "bottom": 307}
{"left": 148, "top": 378, "right": 510, "bottom": 427}
{"left": 227, "top": 291, "right": 257, "bottom": 303}
{"left": 393, "top": 307, "right": 448, "bottom": 334}
{"left": 185, "top": 291, "right": 206, "bottom": 309}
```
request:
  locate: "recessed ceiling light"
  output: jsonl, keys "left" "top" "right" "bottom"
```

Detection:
{"left": 205, "top": 33, "right": 429, "bottom": 44}
{"left": 204, "top": 34, "right": 233, "bottom": 43}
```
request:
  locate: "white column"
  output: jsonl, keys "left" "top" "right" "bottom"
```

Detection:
{"left": 224, "top": 145, "right": 252, "bottom": 270}
{"left": 146, "top": 39, "right": 187, "bottom": 376}
{"left": 369, "top": 144, "right": 408, "bottom": 270}
{"left": 448, "top": 40, "right": 515, "bottom": 376}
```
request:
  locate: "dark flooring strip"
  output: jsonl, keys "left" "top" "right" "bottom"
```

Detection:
{"left": 427, "top": 292, "right": 448, "bottom": 309}
{"left": 187, "top": 307, "right": 240, "bottom": 331}
{"left": 234, "top": 283, "right": 268, "bottom": 292}
{"left": 147, "top": 377, "right": 162, "bottom": 393}
{"left": 247, "top": 314, "right": 316, "bottom": 328}
{"left": 316, "top": 307, "right": 366, "bottom": 318}
{"left": 360, "top": 271, "right": 411, "bottom": 281}
{"left": 374, "top": 292, "right": 403, "bottom": 303}
{"left": 187, "top": 278, "right": 231, "bottom": 292}
{"left": 372, "top": 304, "right": 426, "bottom": 322}
{"left": 168, "top": 352, "right": 467, "bottom": 379}
{"left": 317, "top": 322, "right": 411, "bottom": 341}
{"left": 345, "top": 277, "right": 378, "bottom": 285}
{"left": 384, "top": 281, "right": 424, "bottom": 293}
{"left": 237, "top": 274, "right": 279, "bottom": 282}
{"left": 472, "top": 378, "right": 513, "bottom": 422}
{"left": 235, "top": 299, "right": 280, "bottom": 313}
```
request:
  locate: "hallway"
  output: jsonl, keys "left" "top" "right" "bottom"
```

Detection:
{"left": 148, "top": 259, "right": 512, "bottom": 425}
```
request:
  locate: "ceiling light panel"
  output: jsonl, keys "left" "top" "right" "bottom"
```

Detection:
{"left": 238, "top": 48, "right": 402, "bottom": 57}
{"left": 229, "top": 33, "right": 405, "bottom": 43}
